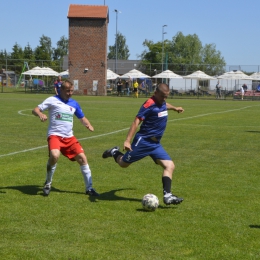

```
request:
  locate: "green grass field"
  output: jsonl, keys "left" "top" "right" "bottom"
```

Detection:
{"left": 1, "top": 93, "right": 260, "bottom": 260}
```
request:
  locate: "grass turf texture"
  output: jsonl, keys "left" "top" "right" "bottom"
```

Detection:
{"left": 0, "top": 93, "right": 260, "bottom": 259}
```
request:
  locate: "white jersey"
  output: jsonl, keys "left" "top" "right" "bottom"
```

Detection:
{"left": 38, "top": 96, "right": 85, "bottom": 138}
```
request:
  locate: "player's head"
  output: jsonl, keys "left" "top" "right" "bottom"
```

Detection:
{"left": 60, "top": 80, "right": 74, "bottom": 100}
{"left": 154, "top": 83, "right": 170, "bottom": 104}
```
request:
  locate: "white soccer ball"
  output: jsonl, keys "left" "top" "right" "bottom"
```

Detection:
{"left": 142, "top": 194, "right": 159, "bottom": 211}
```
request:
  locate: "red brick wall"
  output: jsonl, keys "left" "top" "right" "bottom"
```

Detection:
{"left": 68, "top": 18, "right": 108, "bottom": 95}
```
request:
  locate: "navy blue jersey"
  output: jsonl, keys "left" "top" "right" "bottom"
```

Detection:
{"left": 54, "top": 80, "right": 62, "bottom": 95}
{"left": 135, "top": 96, "right": 168, "bottom": 141}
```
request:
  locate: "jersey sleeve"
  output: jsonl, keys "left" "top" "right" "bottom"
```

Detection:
{"left": 73, "top": 101, "right": 85, "bottom": 119}
{"left": 38, "top": 97, "right": 54, "bottom": 112}
{"left": 136, "top": 98, "right": 154, "bottom": 120}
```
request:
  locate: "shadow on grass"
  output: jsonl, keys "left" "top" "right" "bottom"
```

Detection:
{"left": 88, "top": 188, "right": 140, "bottom": 203}
{"left": 136, "top": 205, "right": 178, "bottom": 212}
{"left": 249, "top": 225, "right": 260, "bottom": 229}
{"left": 245, "top": 131, "right": 260, "bottom": 133}
{"left": 0, "top": 185, "right": 82, "bottom": 196}
{"left": 91, "top": 190, "right": 181, "bottom": 210}
{"left": 0, "top": 185, "right": 142, "bottom": 203}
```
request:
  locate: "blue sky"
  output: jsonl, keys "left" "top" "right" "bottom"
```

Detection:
{"left": 1, "top": 0, "right": 260, "bottom": 67}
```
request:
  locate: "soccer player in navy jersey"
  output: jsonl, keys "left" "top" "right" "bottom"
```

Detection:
{"left": 32, "top": 79, "right": 99, "bottom": 197}
{"left": 102, "top": 83, "right": 184, "bottom": 205}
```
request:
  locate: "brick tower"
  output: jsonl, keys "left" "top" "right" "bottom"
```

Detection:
{"left": 67, "top": 5, "right": 109, "bottom": 95}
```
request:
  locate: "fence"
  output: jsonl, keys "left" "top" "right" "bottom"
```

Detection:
{"left": 1, "top": 58, "right": 260, "bottom": 98}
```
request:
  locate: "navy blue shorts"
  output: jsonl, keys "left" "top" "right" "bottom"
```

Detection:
{"left": 122, "top": 136, "right": 171, "bottom": 164}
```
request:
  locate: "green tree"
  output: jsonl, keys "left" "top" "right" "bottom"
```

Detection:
{"left": 140, "top": 39, "right": 162, "bottom": 63}
{"left": 24, "top": 43, "right": 34, "bottom": 60}
{"left": 11, "top": 43, "right": 24, "bottom": 60}
{"left": 0, "top": 50, "right": 10, "bottom": 71}
{"left": 0, "top": 49, "right": 9, "bottom": 59}
{"left": 53, "top": 36, "right": 68, "bottom": 60}
{"left": 108, "top": 32, "right": 130, "bottom": 60}
{"left": 169, "top": 32, "right": 203, "bottom": 73}
{"left": 34, "top": 35, "right": 52, "bottom": 66}
{"left": 23, "top": 43, "right": 36, "bottom": 70}
{"left": 140, "top": 32, "right": 226, "bottom": 75}
{"left": 10, "top": 43, "right": 24, "bottom": 73}
{"left": 200, "top": 43, "right": 225, "bottom": 75}
{"left": 52, "top": 35, "right": 68, "bottom": 71}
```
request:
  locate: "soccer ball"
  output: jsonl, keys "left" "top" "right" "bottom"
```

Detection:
{"left": 142, "top": 194, "right": 159, "bottom": 211}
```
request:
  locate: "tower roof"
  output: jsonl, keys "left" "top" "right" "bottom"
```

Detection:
{"left": 68, "top": 4, "right": 108, "bottom": 19}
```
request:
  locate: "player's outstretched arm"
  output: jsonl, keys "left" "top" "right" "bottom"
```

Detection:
{"left": 80, "top": 117, "right": 94, "bottom": 132}
{"left": 32, "top": 107, "right": 48, "bottom": 122}
{"left": 166, "top": 103, "right": 184, "bottom": 113}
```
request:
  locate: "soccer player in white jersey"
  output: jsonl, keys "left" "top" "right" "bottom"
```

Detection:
{"left": 32, "top": 79, "right": 99, "bottom": 196}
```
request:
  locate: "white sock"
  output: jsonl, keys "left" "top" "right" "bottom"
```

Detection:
{"left": 81, "top": 164, "right": 93, "bottom": 190}
{"left": 46, "top": 163, "right": 57, "bottom": 184}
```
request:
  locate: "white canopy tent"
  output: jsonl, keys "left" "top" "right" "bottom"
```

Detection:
{"left": 217, "top": 70, "right": 253, "bottom": 80}
{"left": 22, "top": 67, "right": 59, "bottom": 90}
{"left": 250, "top": 72, "right": 260, "bottom": 80}
{"left": 119, "top": 69, "right": 150, "bottom": 79}
{"left": 58, "top": 69, "right": 120, "bottom": 80}
{"left": 22, "top": 66, "right": 59, "bottom": 76}
{"left": 152, "top": 70, "right": 183, "bottom": 79}
{"left": 217, "top": 70, "right": 254, "bottom": 91}
{"left": 59, "top": 69, "right": 69, "bottom": 77}
{"left": 107, "top": 69, "right": 120, "bottom": 80}
{"left": 183, "top": 70, "right": 215, "bottom": 92}
{"left": 153, "top": 70, "right": 183, "bottom": 91}
{"left": 183, "top": 70, "right": 215, "bottom": 81}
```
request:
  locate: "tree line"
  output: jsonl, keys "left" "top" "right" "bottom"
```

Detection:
{"left": 108, "top": 31, "right": 226, "bottom": 75}
{"left": 0, "top": 35, "right": 68, "bottom": 74}
{"left": 1, "top": 31, "right": 225, "bottom": 76}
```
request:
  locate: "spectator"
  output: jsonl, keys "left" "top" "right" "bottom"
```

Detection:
{"left": 133, "top": 80, "right": 139, "bottom": 98}
{"left": 117, "top": 79, "right": 123, "bottom": 96}
{"left": 54, "top": 75, "right": 62, "bottom": 95}
{"left": 125, "top": 80, "right": 130, "bottom": 96}
{"left": 240, "top": 85, "right": 244, "bottom": 100}
{"left": 216, "top": 81, "right": 221, "bottom": 99}
{"left": 242, "top": 83, "right": 248, "bottom": 92}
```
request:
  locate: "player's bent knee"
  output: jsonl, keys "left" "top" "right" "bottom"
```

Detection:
{"left": 168, "top": 161, "right": 175, "bottom": 172}
{"left": 75, "top": 153, "right": 87, "bottom": 165}
{"left": 159, "top": 159, "right": 175, "bottom": 171}
{"left": 118, "top": 160, "right": 131, "bottom": 168}
{"left": 50, "top": 149, "right": 60, "bottom": 162}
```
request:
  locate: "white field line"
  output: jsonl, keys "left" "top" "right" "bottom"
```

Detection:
{"left": 18, "top": 109, "right": 34, "bottom": 116}
{"left": 168, "top": 105, "right": 253, "bottom": 123}
{"left": 0, "top": 128, "right": 129, "bottom": 158}
{"left": 0, "top": 105, "right": 255, "bottom": 159}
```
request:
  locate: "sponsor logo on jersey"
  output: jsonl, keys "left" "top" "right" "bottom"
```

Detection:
{"left": 55, "top": 113, "right": 73, "bottom": 122}
{"left": 158, "top": 111, "right": 168, "bottom": 117}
